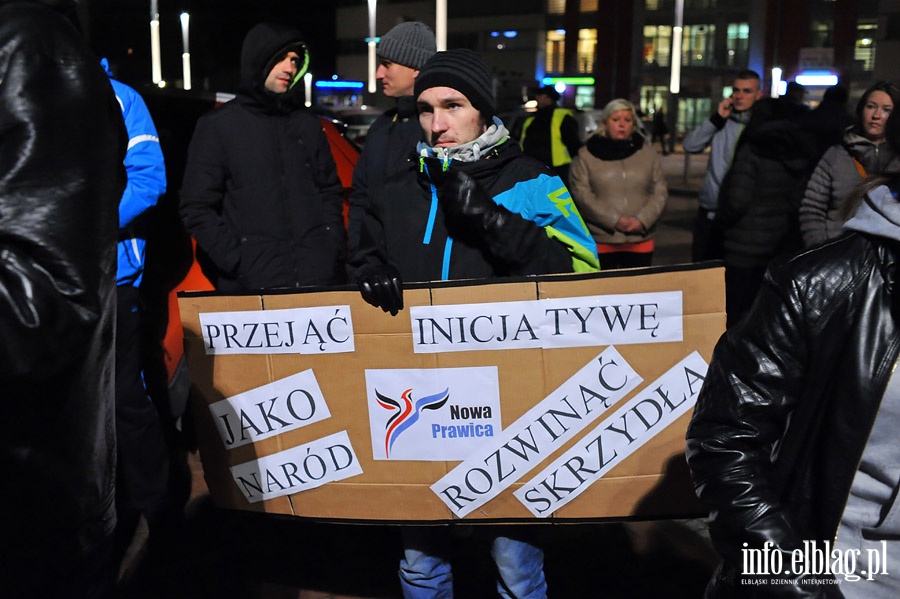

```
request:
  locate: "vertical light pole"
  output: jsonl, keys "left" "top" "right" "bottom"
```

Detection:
{"left": 150, "top": 0, "right": 162, "bottom": 84}
{"left": 770, "top": 67, "right": 782, "bottom": 98}
{"left": 304, "top": 72, "right": 313, "bottom": 108}
{"left": 669, "top": 0, "right": 684, "bottom": 95}
{"left": 180, "top": 12, "right": 192, "bottom": 90}
{"left": 436, "top": 0, "right": 447, "bottom": 51}
{"left": 367, "top": 0, "right": 377, "bottom": 93}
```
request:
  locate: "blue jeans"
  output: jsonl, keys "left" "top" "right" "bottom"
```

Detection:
{"left": 399, "top": 526, "right": 547, "bottom": 598}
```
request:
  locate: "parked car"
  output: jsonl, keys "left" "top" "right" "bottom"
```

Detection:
{"left": 319, "top": 106, "right": 383, "bottom": 146}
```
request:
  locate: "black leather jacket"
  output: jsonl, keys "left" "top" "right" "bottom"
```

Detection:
{"left": 0, "top": 0, "right": 126, "bottom": 562}
{"left": 686, "top": 231, "right": 900, "bottom": 598}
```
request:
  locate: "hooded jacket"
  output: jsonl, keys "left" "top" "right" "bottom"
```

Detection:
{"left": 799, "top": 127, "right": 900, "bottom": 248}
{"left": 350, "top": 124, "right": 598, "bottom": 283}
{"left": 686, "top": 183, "right": 900, "bottom": 597}
{"left": 180, "top": 22, "right": 344, "bottom": 292}
{"left": 0, "top": 0, "right": 126, "bottom": 568}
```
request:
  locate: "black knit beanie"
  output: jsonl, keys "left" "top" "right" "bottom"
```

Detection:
{"left": 414, "top": 49, "right": 496, "bottom": 118}
{"left": 377, "top": 22, "right": 436, "bottom": 71}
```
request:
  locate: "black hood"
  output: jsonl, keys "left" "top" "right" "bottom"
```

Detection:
{"left": 237, "top": 21, "right": 309, "bottom": 114}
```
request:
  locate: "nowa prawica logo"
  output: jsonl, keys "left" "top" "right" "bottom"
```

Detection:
{"left": 376, "top": 387, "right": 450, "bottom": 458}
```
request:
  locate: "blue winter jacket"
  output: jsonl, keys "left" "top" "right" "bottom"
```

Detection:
{"left": 103, "top": 59, "right": 166, "bottom": 287}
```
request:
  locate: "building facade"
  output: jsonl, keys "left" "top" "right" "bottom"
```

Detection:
{"left": 332, "top": 0, "right": 899, "bottom": 135}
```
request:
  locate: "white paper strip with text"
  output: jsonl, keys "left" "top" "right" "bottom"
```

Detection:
{"left": 209, "top": 369, "right": 331, "bottom": 449}
{"left": 513, "top": 351, "right": 708, "bottom": 517}
{"left": 199, "top": 306, "right": 354, "bottom": 355}
{"left": 230, "top": 431, "right": 363, "bottom": 503}
{"left": 410, "top": 292, "right": 682, "bottom": 354}
{"left": 430, "top": 346, "right": 642, "bottom": 517}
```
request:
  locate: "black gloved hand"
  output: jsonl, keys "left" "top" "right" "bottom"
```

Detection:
{"left": 425, "top": 161, "right": 511, "bottom": 237}
{"left": 356, "top": 264, "right": 404, "bottom": 316}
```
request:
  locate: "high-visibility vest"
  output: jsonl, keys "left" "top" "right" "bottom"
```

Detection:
{"left": 521, "top": 107, "right": 574, "bottom": 167}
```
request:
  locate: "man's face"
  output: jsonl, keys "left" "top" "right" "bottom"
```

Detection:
{"left": 376, "top": 59, "right": 418, "bottom": 98}
{"left": 730, "top": 77, "right": 762, "bottom": 112}
{"left": 418, "top": 86, "right": 487, "bottom": 148}
{"left": 535, "top": 92, "right": 554, "bottom": 108}
{"left": 264, "top": 51, "right": 300, "bottom": 94}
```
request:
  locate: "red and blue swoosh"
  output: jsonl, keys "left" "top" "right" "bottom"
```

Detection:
{"left": 376, "top": 387, "right": 450, "bottom": 458}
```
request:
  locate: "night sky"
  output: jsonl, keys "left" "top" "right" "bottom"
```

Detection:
{"left": 86, "top": 0, "right": 338, "bottom": 92}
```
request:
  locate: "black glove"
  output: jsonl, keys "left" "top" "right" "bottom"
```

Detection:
{"left": 356, "top": 264, "right": 404, "bottom": 316}
{"left": 425, "top": 160, "right": 512, "bottom": 237}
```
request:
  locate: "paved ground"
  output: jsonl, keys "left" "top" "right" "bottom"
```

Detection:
{"left": 117, "top": 150, "right": 716, "bottom": 599}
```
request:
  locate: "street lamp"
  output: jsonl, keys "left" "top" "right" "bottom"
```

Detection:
{"left": 180, "top": 12, "right": 192, "bottom": 91}
{"left": 367, "top": 0, "right": 377, "bottom": 93}
{"left": 436, "top": 0, "right": 447, "bottom": 51}
{"left": 150, "top": 0, "right": 162, "bottom": 84}
{"left": 669, "top": 0, "right": 683, "bottom": 95}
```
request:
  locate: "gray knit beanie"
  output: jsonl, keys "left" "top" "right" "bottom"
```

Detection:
{"left": 377, "top": 22, "right": 436, "bottom": 70}
{"left": 414, "top": 49, "right": 496, "bottom": 118}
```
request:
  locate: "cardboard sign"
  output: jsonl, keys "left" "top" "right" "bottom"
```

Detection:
{"left": 178, "top": 265, "right": 724, "bottom": 522}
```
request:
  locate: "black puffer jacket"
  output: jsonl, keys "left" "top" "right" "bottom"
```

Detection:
{"left": 0, "top": 0, "right": 125, "bottom": 562}
{"left": 180, "top": 22, "right": 344, "bottom": 292}
{"left": 686, "top": 229, "right": 900, "bottom": 597}
{"left": 717, "top": 109, "right": 816, "bottom": 268}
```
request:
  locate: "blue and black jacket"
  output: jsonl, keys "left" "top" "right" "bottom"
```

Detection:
{"left": 351, "top": 137, "right": 598, "bottom": 283}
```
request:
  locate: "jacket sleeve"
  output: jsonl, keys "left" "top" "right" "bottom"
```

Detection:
{"left": 179, "top": 117, "right": 242, "bottom": 276}
{"left": 311, "top": 120, "right": 345, "bottom": 239}
{"left": 686, "top": 265, "right": 834, "bottom": 596}
{"left": 682, "top": 115, "right": 724, "bottom": 154}
{"left": 116, "top": 83, "right": 166, "bottom": 229}
{"left": 494, "top": 170, "right": 600, "bottom": 274}
{"left": 798, "top": 150, "right": 837, "bottom": 248}
{"left": 0, "top": 22, "right": 125, "bottom": 378}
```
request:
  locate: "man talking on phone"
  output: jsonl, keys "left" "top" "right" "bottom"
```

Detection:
{"left": 683, "top": 69, "right": 762, "bottom": 261}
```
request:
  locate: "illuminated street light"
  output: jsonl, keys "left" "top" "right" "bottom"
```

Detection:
{"left": 669, "top": 0, "right": 683, "bottom": 94}
{"left": 771, "top": 67, "right": 782, "bottom": 98}
{"left": 150, "top": 0, "right": 161, "bottom": 84}
{"left": 436, "top": 0, "right": 447, "bottom": 51}
{"left": 367, "top": 0, "right": 377, "bottom": 93}
{"left": 180, "top": 12, "right": 192, "bottom": 90}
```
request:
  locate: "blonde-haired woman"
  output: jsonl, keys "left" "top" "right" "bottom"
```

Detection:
{"left": 569, "top": 98, "right": 668, "bottom": 269}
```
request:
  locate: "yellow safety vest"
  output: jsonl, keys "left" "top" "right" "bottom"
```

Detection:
{"left": 521, "top": 108, "right": 574, "bottom": 167}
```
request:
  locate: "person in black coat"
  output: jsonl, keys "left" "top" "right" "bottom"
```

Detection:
{"left": 180, "top": 22, "right": 345, "bottom": 292}
{"left": 717, "top": 97, "right": 817, "bottom": 326}
{"left": 1, "top": 1, "right": 127, "bottom": 596}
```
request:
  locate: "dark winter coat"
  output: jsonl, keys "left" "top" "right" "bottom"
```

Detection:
{"left": 0, "top": 0, "right": 126, "bottom": 566}
{"left": 180, "top": 22, "right": 344, "bottom": 292}
{"left": 718, "top": 117, "right": 815, "bottom": 268}
{"left": 346, "top": 95, "right": 423, "bottom": 265}
{"left": 686, "top": 219, "right": 900, "bottom": 597}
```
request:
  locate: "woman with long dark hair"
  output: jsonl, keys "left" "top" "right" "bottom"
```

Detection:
{"left": 799, "top": 80, "right": 900, "bottom": 247}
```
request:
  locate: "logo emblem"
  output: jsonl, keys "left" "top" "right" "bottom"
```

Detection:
{"left": 376, "top": 387, "right": 449, "bottom": 458}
